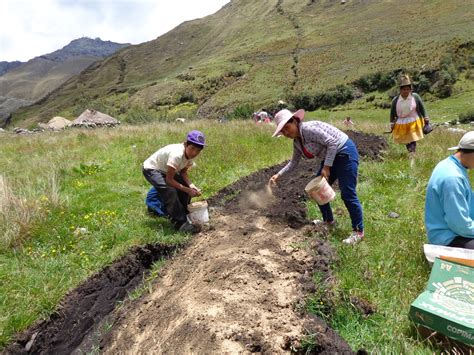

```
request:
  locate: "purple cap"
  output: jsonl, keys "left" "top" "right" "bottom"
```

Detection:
{"left": 186, "top": 130, "right": 206, "bottom": 147}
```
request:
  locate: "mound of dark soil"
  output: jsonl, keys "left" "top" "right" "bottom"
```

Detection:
{"left": 211, "top": 130, "right": 388, "bottom": 228}
{"left": 5, "top": 244, "right": 176, "bottom": 354}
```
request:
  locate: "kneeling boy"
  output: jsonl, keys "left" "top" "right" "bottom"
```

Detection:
{"left": 143, "top": 130, "right": 206, "bottom": 233}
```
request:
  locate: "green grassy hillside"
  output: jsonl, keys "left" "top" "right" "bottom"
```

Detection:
{"left": 13, "top": 0, "right": 474, "bottom": 126}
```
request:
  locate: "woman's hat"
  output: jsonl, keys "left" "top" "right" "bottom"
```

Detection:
{"left": 186, "top": 130, "right": 207, "bottom": 146}
{"left": 272, "top": 109, "right": 305, "bottom": 137}
{"left": 399, "top": 74, "right": 412, "bottom": 87}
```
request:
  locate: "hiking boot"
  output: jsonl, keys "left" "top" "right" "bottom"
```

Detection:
{"left": 147, "top": 207, "right": 159, "bottom": 217}
{"left": 178, "top": 221, "right": 201, "bottom": 234}
{"left": 343, "top": 231, "right": 364, "bottom": 245}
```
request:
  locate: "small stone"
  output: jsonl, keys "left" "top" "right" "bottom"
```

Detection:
{"left": 388, "top": 212, "right": 399, "bottom": 218}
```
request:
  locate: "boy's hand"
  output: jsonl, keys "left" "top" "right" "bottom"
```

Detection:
{"left": 188, "top": 188, "right": 201, "bottom": 197}
{"left": 189, "top": 183, "right": 201, "bottom": 193}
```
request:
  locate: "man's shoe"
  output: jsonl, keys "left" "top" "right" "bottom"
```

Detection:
{"left": 178, "top": 221, "right": 201, "bottom": 234}
{"left": 312, "top": 219, "right": 336, "bottom": 228}
{"left": 342, "top": 231, "right": 364, "bottom": 245}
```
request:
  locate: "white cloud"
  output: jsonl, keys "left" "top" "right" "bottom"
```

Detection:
{"left": 0, "top": 0, "right": 229, "bottom": 62}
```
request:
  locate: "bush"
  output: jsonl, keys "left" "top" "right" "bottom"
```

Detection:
{"left": 178, "top": 91, "right": 196, "bottom": 104}
{"left": 433, "top": 70, "right": 456, "bottom": 98}
{"left": 123, "top": 105, "right": 154, "bottom": 124}
{"left": 458, "top": 109, "right": 474, "bottom": 124}
{"left": 229, "top": 104, "right": 254, "bottom": 120}
{"left": 226, "top": 69, "right": 245, "bottom": 78}
{"left": 288, "top": 85, "right": 354, "bottom": 111}
{"left": 414, "top": 74, "right": 431, "bottom": 94}
{"left": 289, "top": 92, "right": 317, "bottom": 111}
{"left": 378, "top": 72, "right": 396, "bottom": 90}
{"left": 314, "top": 85, "right": 354, "bottom": 109}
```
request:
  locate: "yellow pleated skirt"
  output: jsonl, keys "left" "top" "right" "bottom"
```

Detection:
{"left": 392, "top": 117, "right": 424, "bottom": 144}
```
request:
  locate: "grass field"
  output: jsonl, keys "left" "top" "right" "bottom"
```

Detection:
{"left": 1, "top": 84, "right": 473, "bottom": 351}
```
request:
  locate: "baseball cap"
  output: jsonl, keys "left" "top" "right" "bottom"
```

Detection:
{"left": 186, "top": 130, "right": 206, "bottom": 147}
{"left": 448, "top": 131, "right": 474, "bottom": 151}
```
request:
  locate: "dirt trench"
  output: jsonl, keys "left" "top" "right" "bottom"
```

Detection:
{"left": 5, "top": 131, "right": 387, "bottom": 354}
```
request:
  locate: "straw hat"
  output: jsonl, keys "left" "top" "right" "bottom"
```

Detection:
{"left": 272, "top": 109, "right": 305, "bottom": 137}
{"left": 399, "top": 74, "right": 412, "bottom": 87}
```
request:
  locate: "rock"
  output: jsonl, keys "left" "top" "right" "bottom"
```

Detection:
{"left": 388, "top": 212, "right": 399, "bottom": 218}
{"left": 447, "top": 127, "right": 467, "bottom": 134}
{"left": 43, "top": 116, "right": 71, "bottom": 130}
{"left": 73, "top": 227, "right": 89, "bottom": 237}
{"left": 24, "top": 331, "right": 38, "bottom": 351}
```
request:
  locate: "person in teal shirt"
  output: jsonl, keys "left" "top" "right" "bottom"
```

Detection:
{"left": 425, "top": 131, "right": 474, "bottom": 249}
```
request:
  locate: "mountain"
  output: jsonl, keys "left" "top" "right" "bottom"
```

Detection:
{"left": 0, "top": 37, "right": 129, "bottom": 118}
{"left": 0, "top": 61, "right": 23, "bottom": 76}
{"left": 39, "top": 37, "right": 131, "bottom": 62}
{"left": 12, "top": 0, "right": 474, "bottom": 125}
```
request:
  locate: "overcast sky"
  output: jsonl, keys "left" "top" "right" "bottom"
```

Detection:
{"left": 0, "top": 0, "right": 230, "bottom": 62}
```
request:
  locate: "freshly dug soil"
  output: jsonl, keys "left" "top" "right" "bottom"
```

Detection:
{"left": 5, "top": 131, "right": 386, "bottom": 354}
{"left": 4, "top": 244, "right": 177, "bottom": 354}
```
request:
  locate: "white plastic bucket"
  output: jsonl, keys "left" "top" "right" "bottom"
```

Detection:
{"left": 304, "top": 176, "right": 336, "bottom": 205}
{"left": 187, "top": 201, "right": 209, "bottom": 224}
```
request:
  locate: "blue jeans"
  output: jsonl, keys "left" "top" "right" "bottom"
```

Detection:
{"left": 142, "top": 168, "right": 190, "bottom": 228}
{"left": 316, "top": 139, "right": 364, "bottom": 232}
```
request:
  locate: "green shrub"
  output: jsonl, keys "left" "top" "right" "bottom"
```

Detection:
{"left": 433, "top": 70, "right": 455, "bottom": 98}
{"left": 458, "top": 109, "right": 474, "bottom": 124}
{"left": 229, "top": 104, "right": 254, "bottom": 120}
{"left": 315, "top": 85, "right": 355, "bottom": 109}
{"left": 414, "top": 74, "right": 431, "bottom": 94}
{"left": 290, "top": 92, "right": 316, "bottom": 111}
{"left": 177, "top": 91, "right": 196, "bottom": 104}
{"left": 122, "top": 105, "right": 154, "bottom": 124}
{"left": 288, "top": 85, "right": 354, "bottom": 111}
{"left": 225, "top": 69, "right": 245, "bottom": 78}
{"left": 353, "top": 71, "right": 396, "bottom": 92}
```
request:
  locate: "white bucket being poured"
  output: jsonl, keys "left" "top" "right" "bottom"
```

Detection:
{"left": 187, "top": 200, "right": 209, "bottom": 224}
{"left": 304, "top": 176, "right": 336, "bottom": 205}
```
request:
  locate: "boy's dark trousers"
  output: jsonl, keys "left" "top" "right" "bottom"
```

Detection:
{"left": 142, "top": 168, "right": 190, "bottom": 228}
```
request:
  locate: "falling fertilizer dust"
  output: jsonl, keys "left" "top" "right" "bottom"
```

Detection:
{"left": 238, "top": 184, "right": 276, "bottom": 210}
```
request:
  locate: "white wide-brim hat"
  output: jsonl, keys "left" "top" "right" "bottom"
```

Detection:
{"left": 272, "top": 109, "right": 305, "bottom": 137}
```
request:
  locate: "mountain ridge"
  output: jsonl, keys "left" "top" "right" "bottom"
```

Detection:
{"left": 11, "top": 0, "right": 474, "bottom": 125}
{"left": 0, "top": 37, "right": 130, "bottom": 118}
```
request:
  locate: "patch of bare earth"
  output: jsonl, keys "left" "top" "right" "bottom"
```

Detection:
{"left": 6, "top": 131, "right": 387, "bottom": 354}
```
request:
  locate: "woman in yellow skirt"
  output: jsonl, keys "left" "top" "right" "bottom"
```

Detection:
{"left": 390, "top": 74, "right": 430, "bottom": 154}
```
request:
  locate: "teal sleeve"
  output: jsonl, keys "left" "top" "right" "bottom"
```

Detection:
{"left": 442, "top": 177, "right": 474, "bottom": 238}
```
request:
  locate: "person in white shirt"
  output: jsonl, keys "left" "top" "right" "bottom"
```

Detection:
{"left": 142, "top": 130, "right": 206, "bottom": 233}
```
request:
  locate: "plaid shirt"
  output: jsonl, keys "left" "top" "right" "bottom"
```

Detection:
{"left": 278, "top": 121, "right": 348, "bottom": 176}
